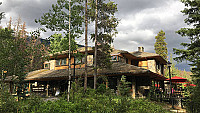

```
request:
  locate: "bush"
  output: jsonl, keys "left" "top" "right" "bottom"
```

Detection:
{"left": 4, "top": 83, "right": 170, "bottom": 113}
{"left": 186, "top": 85, "right": 200, "bottom": 113}
{"left": 0, "top": 90, "right": 18, "bottom": 113}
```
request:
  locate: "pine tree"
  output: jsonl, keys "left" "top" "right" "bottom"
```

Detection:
{"left": 173, "top": 0, "right": 200, "bottom": 80}
{"left": 154, "top": 30, "right": 168, "bottom": 60}
{"left": 117, "top": 75, "right": 131, "bottom": 96}
{"left": 88, "top": 0, "right": 119, "bottom": 89}
{"left": 173, "top": 0, "right": 200, "bottom": 112}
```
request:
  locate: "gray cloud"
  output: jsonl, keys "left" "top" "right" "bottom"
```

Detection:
{"left": 0, "top": 0, "right": 191, "bottom": 71}
{"left": 1, "top": 0, "right": 57, "bottom": 29}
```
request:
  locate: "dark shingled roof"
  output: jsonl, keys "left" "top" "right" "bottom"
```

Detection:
{"left": 25, "top": 62, "right": 166, "bottom": 81}
{"left": 25, "top": 62, "right": 151, "bottom": 81}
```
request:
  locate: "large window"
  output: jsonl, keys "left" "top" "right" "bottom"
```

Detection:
{"left": 56, "top": 60, "right": 61, "bottom": 66}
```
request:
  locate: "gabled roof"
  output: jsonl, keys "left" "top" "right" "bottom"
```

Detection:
{"left": 110, "top": 49, "right": 167, "bottom": 64}
{"left": 25, "top": 62, "right": 166, "bottom": 81}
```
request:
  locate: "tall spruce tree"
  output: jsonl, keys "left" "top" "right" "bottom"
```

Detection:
{"left": 173, "top": 0, "right": 200, "bottom": 80}
{"left": 173, "top": 0, "right": 200, "bottom": 112}
{"left": 154, "top": 30, "right": 168, "bottom": 60}
{"left": 88, "top": 0, "right": 119, "bottom": 89}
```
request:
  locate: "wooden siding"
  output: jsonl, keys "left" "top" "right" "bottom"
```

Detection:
{"left": 138, "top": 61, "right": 148, "bottom": 69}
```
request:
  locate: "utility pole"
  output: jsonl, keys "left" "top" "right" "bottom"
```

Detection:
{"left": 94, "top": 0, "right": 98, "bottom": 89}
{"left": 67, "top": 0, "right": 71, "bottom": 102}
{"left": 84, "top": 0, "right": 88, "bottom": 91}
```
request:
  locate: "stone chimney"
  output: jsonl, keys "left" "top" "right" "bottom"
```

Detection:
{"left": 138, "top": 47, "right": 144, "bottom": 52}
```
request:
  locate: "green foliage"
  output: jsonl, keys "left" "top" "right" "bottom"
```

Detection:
{"left": 89, "top": 0, "right": 119, "bottom": 69}
{"left": 174, "top": 0, "right": 200, "bottom": 112}
{"left": 0, "top": 28, "right": 30, "bottom": 91}
{"left": 0, "top": 88, "right": 18, "bottom": 113}
{"left": 0, "top": 27, "right": 47, "bottom": 99}
{"left": 49, "top": 33, "right": 78, "bottom": 54}
{"left": 117, "top": 75, "right": 131, "bottom": 96}
{"left": 154, "top": 30, "right": 168, "bottom": 60}
{"left": 185, "top": 85, "right": 200, "bottom": 113}
{"left": 18, "top": 95, "right": 43, "bottom": 113}
{"left": 174, "top": 0, "right": 200, "bottom": 78}
{"left": 35, "top": 0, "right": 84, "bottom": 37}
{"left": 1, "top": 82, "right": 169, "bottom": 113}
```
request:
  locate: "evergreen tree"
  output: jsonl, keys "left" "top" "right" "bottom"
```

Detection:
{"left": 0, "top": 28, "right": 30, "bottom": 99}
{"left": 88, "top": 0, "right": 119, "bottom": 89}
{"left": 117, "top": 75, "right": 131, "bottom": 96}
{"left": 173, "top": 0, "right": 200, "bottom": 80}
{"left": 173, "top": 0, "right": 200, "bottom": 112}
{"left": 154, "top": 30, "right": 168, "bottom": 60}
{"left": 7, "top": 17, "right": 47, "bottom": 72}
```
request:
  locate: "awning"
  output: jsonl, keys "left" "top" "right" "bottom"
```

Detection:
{"left": 166, "top": 76, "right": 187, "bottom": 83}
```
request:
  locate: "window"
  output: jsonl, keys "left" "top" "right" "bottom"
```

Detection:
{"left": 61, "top": 58, "right": 66, "bottom": 65}
{"left": 131, "top": 60, "right": 134, "bottom": 65}
{"left": 118, "top": 56, "right": 121, "bottom": 61}
{"left": 56, "top": 60, "right": 61, "bottom": 66}
{"left": 131, "top": 60, "right": 139, "bottom": 66}
{"left": 75, "top": 58, "right": 81, "bottom": 64}
{"left": 111, "top": 56, "right": 117, "bottom": 61}
{"left": 161, "top": 64, "right": 164, "bottom": 75}
{"left": 82, "top": 57, "right": 85, "bottom": 64}
{"left": 126, "top": 58, "right": 128, "bottom": 64}
{"left": 44, "top": 63, "right": 50, "bottom": 69}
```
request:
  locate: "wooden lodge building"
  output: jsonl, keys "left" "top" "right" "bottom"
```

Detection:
{"left": 25, "top": 46, "right": 167, "bottom": 98}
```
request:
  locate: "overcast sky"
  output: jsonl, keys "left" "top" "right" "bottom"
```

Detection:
{"left": 0, "top": 0, "right": 191, "bottom": 71}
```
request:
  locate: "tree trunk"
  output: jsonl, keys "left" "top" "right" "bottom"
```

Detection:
{"left": 84, "top": 0, "right": 88, "bottom": 91}
{"left": 67, "top": 0, "right": 71, "bottom": 102}
{"left": 94, "top": 0, "right": 98, "bottom": 90}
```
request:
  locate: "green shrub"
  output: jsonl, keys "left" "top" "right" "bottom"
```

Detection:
{"left": 186, "top": 85, "right": 200, "bottom": 113}
{"left": 6, "top": 83, "right": 170, "bottom": 113}
{"left": 0, "top": 90, "right": 18, "bottom": 113}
